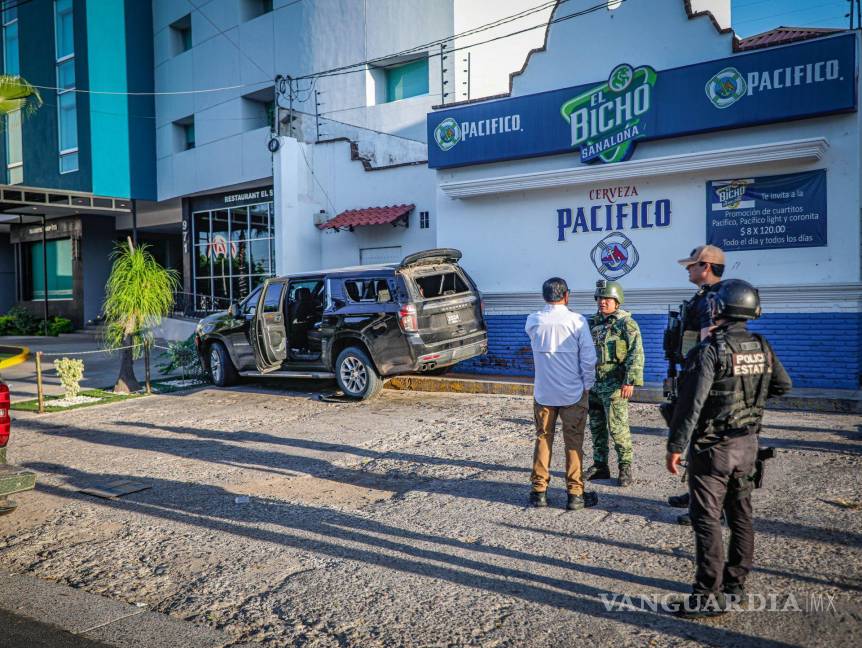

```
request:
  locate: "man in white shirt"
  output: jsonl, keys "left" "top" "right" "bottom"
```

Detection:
{"left": 525, "top": 277, "right": 598, "bottom": 510}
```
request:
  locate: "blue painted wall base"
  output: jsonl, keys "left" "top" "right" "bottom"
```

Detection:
{"left": 454, "top": 313, "right": 862, "bottom": 390}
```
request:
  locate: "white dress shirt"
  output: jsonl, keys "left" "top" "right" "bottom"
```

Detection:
{"left": 525, "top": 304, "right": 597, "bottom": 407}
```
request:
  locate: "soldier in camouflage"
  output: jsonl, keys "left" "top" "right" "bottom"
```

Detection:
{"left": 585, "top": 280, "right": 644, "bottom": 487}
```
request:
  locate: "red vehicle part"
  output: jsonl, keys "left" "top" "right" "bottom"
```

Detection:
{"left": 0, "top": 382, "right": 10, "bottom": 448}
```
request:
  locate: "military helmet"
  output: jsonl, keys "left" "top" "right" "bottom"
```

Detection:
{"left": 594, "top": 279, "right": 624, "bottom": 305}
{"left": 708, "top": 279, "right": 761, "bottom": 320}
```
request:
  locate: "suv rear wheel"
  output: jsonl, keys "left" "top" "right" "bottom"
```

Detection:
{"left": 208, "top": 342, "right": 238, "bottom": 387}
{"left": 335, "top": 347, "right": 382, "bottom": 400}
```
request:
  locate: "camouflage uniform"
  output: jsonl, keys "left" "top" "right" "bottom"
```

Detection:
{"left": 588, "top": 308, "right": 644, "bottom": 468}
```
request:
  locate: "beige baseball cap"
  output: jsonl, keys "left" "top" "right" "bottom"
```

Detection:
{"left": 677, "top": 244, "right": 725, "bottom": 267}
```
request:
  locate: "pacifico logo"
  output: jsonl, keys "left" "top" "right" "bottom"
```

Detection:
{"left": 434, "top": 117, "right": 461, "bottom": 151}
{"left": 560, "top": 63, "right": 657, "bottom": 164}
{"left": 705, "top": 67, "right": 747, "bottom": 109}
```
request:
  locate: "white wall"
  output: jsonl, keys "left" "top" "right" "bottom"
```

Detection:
{"left": 272, "top": 136, "right": 438, "bottom": 274}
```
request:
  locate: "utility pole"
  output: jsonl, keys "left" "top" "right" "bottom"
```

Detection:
{"left": 315, "top": 88, "right": 322, "bottom": 142}
{"left": 848, "top": 0, "right": 858, "bottom": 29}
{"left": 462, "top": 52, "right": 471, "bottom": 101}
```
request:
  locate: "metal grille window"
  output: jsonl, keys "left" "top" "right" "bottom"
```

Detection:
{"left": 54, "top": 0, "right": 78, "bottom": 173}
{"left": 419, "top": 211, "right": 430, "bottom": 229}
{"left": 3, "top": 5, "right": 21, "bottom": 184}
{"left": 192, "top": 201, "right": 275, "bottom": 311}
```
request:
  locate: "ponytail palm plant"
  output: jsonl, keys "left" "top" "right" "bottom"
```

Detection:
{"left": 103, "top": 239, "right": 179, "bottom": 393}
{"left": 0, "top": 75, "right": 42, "bottom": 117}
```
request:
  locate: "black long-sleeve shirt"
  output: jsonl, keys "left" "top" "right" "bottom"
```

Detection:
{"left": 667, "top": 321, "right": 793, "bottom": 453}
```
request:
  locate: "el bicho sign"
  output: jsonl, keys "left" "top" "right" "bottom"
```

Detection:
{"left": 427, "top": 34, "right": 856, "bottom": 169}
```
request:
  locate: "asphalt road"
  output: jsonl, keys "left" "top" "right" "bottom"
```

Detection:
{"left": 1, "top": 383, "right": 860, "bottom": 647}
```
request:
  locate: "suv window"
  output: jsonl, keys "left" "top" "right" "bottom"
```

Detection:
{"left": 241, "top": 285, "right": 263, "bottom": 315}
{"left": 413, "top": 270, "right": 469, "bottom": 299}
{"left": 344, "top": 278, "right": 393, "bottom": 303}
{"left": 262, "top": 283, "right": 283, "bottom": 313}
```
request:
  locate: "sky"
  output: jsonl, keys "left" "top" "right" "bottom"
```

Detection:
{"left": 731, "top": 0, "right": 854, "bottom": 37}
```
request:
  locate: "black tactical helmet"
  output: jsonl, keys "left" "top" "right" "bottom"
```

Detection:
{"left": 594, "top": 279, "right": 624, "bottom": 305}
{"left": 708, "top": 279, "right": 761, "bottom": 321}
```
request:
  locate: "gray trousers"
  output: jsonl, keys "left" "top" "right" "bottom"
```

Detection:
{"left": 688, "top": 433, "right": 758, "bottom": 594}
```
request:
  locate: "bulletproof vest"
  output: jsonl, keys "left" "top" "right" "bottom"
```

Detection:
{"left": 700, "top": 328, "right": 773, "bottom": 434}
{"left": 591, "top": 311, "right": 630, "bottom": 368}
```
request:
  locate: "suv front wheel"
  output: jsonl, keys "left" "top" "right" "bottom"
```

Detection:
{"left": 208, "top": 342, "right": 238, "bottom": 387}
{"left": 335, "top": 347, "right": 382, "bottom": 400}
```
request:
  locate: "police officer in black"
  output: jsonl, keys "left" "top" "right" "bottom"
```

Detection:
{"left": 667, "top": 245, "right": 727, "bottom": 518}
{"left": 665, "top": 279, "right": 792, "bottom": 617}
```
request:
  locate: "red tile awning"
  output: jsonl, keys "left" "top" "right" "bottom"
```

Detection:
{"left": 737, "top": 26, "right": 843, "bottom": 52}
{"left": 317, "top": 204, "right": 414, "bottom": 231}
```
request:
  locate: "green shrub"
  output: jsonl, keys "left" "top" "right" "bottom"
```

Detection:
{"left": 156, "top": 335, "right": 204, "bottom": 379}
{"left": 54, "top": 357, "right": 85, "bottom": 399}
{"left": 1, "top": 306, "right": 39, "bottom": 335}
{"left": 47, "top": 316, "right": 74, "bottom": 336}
{"left": 0, "top": 315, "right": 14, "bottom": 336}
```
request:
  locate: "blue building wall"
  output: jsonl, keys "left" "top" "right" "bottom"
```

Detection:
{"left": 455, "top": 312, "right": 862, "bottom": 390}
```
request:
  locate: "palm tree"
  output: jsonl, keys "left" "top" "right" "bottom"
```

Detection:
{"left": 0, "top": 75, "right": 42, "bottom": 117}
{"left": 103, "top": 239, "right": 179, "bottom": 393}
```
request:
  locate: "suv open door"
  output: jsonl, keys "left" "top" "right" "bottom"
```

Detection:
{"left": 250, "top": 280, "right": 287, "bottom": 373}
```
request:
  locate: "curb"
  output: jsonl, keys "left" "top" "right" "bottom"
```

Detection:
{"left": 386, "top": 375, "right": 862, "bottom": 414}
{"left": 0, "top": 570, "right": 256, "bottom": 648}
{"left": 0, "top": 345, "right": 29, "bottom": 370}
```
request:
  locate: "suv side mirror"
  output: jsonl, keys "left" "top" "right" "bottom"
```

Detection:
{"left": 227, "top": 302, "right": 240, "bottom": 317}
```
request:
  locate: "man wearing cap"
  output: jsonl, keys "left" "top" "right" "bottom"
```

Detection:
{"left": 584, "top": 280, "right": 644, "bottom": 487}
{"left": 666, "top": 245, "right": 726, "bottom": 517}
{"left": 525, "top": 277, "right": 598, "bottom": 511}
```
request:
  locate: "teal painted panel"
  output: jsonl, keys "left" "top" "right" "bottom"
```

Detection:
{"left": 86, "top": 0, "right": 129, "bottom": 198}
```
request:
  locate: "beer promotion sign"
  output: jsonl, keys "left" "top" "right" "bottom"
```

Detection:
{"left": 427, "top": 34, "right": 855, "bottom": 169}
{"left": 706, "top": 170, "right": 827, "bottom": 252}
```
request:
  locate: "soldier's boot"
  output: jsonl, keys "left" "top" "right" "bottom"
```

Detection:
{"left": 668, "top": 492, "right": 690, "bottom": 508}
{"left": 584, "top": 463, "right": 611, "bottom": 481}
{"left": 618, "top": 464, "right": 633, "bottom": 487}
{"left": 529, "top": 490, "right": 548, "bottom": 508}
{"left": 668, "top": 592, "right": 729, "bottom": 618}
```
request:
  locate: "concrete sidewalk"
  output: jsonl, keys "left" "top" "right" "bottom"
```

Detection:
{"left": 0, "top": 332, "right": 174, "bottom": 403}
{"left": 387, "top": 372, "right": 862, "bottom": 413}
{"left": 0, "top": 570, "right": 253, "bottom": 648}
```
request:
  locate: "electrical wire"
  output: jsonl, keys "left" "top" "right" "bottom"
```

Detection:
{"left": 298, "top": 143, "right": 337, "bottom": 216}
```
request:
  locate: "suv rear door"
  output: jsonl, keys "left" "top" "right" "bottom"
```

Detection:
{"left": 250, "top": 279, "right": 287, "bottom": 372}
{"left": 399, "top": 252, "right": 483, "bottom": 345}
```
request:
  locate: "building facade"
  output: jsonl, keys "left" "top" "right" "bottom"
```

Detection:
{"left": 0, "top": 0, "right": 156, "bottom": 326}
{"left": 425, "top": 1, "right": 861, "bottom": 389}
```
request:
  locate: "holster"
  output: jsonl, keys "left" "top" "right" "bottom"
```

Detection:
{"left": 753, "top": 446, "right": 776, "bottom": 489}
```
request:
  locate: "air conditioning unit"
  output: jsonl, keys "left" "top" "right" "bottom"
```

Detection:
{"left": 313, "top": 209, "right": 328, "bottom": 226}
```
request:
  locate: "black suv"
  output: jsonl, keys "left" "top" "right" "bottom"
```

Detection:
{"left": 194, "top": 249, "right": 487, "bottom": 399}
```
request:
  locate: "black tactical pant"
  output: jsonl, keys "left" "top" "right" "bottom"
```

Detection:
{"left": 688, "top": 432, "right": 757, "bottom": 594}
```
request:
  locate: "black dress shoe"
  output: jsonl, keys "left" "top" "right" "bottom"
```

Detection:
{"left": 584, "top": 464, "right": 611, "bottom": 481}
{"left": 529, "top": 490, "right": 548, "bottom": 507}
{"left": 668, "top": 492, "right": 690, "bottom": 508}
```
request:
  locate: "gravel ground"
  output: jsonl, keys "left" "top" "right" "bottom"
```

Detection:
{"left": 1, "top": 384, "right": 861, "bottom": 647}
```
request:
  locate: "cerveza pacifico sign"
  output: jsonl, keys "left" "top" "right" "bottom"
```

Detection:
{"left": 427, "top": 34, "right": 856, "bottom": 169}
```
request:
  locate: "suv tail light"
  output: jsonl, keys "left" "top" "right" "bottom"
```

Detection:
{"left": 399, "top": 304, "right": 418, "bottom": 332}
{"left": 0, "top": 382, "right": 10, "bottom": 448}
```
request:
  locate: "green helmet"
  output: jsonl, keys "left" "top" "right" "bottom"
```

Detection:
{"left": 594, "top": 279, "right": 624, "bottom": 305}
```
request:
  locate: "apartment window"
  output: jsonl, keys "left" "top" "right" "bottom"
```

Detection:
{"left": 3, "top": 5, "right": 21, "bottom": 184}
{"left": 242, "top": 88, "right": 276, "bottom": 130}
{"left": 241, "top": 0, "right": 273, "bottom": 21}
{"left": 174, "top": 116, "right": 195, "bottom": 151}
{"left": 54, "top": 0, "right": 78, "bottom": 173}
{"left": 385, "top": 58, "right": 429, "bottom": 102}
{"left": 170, "top": 14, "right": 192, "bottom": 55}
{"left": 419, "top": 211, "right": 430, "bottom": 229}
